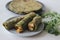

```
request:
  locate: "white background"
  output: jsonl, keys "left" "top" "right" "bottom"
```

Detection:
{"left": 0, "top": 0, "right": 60, "bottom": 40}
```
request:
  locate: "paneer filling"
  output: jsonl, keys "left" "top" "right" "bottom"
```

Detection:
{"left": 16, "top": 27, "right": 23, "bottom": 33}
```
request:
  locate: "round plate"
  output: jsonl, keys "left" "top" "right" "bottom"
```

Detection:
{"left": 4, "top": 16, "right": 44, "bottom": 37}
{"left": 6, "top": 1, "right": 45, "bottom": 15}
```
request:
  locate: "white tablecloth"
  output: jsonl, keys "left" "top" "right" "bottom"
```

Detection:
{"left": 0, "top": 0, "right": 60, "bottom": 40}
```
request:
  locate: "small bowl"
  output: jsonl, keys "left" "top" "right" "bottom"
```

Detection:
{"left": 3, "top": 16, "right": 44, "bottom": 37}
{"left": 6, "top": 1, "right": 45, "bottom": 15}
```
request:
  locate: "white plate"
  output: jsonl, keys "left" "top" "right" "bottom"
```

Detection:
{"left": 4, "top": 16, "right": 44, "bottom": 37}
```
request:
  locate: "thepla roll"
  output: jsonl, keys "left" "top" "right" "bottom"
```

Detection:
{"left": 15, "top": 12, "right": 36, "bottom": 33}
{"left": 3, "top": 16, "right": 24, "bottom": 30}
{"left": 28, "top": 15, "right": 42, "bottom": 31}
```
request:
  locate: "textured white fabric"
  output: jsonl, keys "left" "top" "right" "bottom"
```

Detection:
{"left": 0, "top": 0, "right": 60, "bottom": 40}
